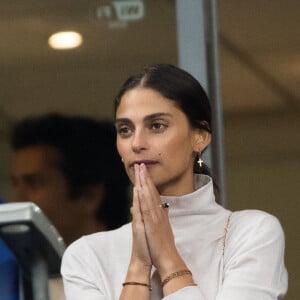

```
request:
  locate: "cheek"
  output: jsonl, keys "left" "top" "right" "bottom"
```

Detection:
{"left": 32, "top": 197, "right": 56, "bottom": 220}
{"left": 163, "top": 137, "right": 194, "bottom": 165}
{"left": 116, "top": 138, "right": 127, "bottom": 159}
{"left": 127, "top": 169, "right": 135, "bottom": 185}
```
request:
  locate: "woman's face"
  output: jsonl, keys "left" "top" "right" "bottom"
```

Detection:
{"left": 115, "top": 88, "right": 205, "bottom": 196}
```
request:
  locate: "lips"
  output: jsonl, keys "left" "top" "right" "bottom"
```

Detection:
{"left": 129, "top": 160, "right": 158, "bottom": 168}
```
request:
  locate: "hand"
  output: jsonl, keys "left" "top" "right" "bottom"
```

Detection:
{"left": 130, "top": 185, "right": 152, "bottom": 269}
{"left": 121, "top": 173, "right": 152, "bottom": 300}
{"left": 127, "top": 165, "right": 152, "bottom": 275}
{"left": 135, "top": 164, "right": 186, "bottom": 278}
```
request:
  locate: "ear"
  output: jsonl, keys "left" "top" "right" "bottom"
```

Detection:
{"left": 193, "top": 128, "right": 211, "bottom": 153}
{"left": 78, "top": 183, "right": 105, "bottom": 217}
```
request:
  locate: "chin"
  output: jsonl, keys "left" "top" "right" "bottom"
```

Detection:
{"left": 149, "top": 176, "right": 165, "bottom": 189}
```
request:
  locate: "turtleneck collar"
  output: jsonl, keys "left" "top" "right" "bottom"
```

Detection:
{"left": 159, "top": 174, "right": 230, "bottom": 244}
{"left": 160, "top": 174, "right": 223, "bottom": 218}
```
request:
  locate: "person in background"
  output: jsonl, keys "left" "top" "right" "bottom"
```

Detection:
{"left": 10, "top": 113, "right": 131, "bottom": 246}
{"left": 8, "top": 113, "right": 131, "bottom": 300}
{"left": 61, "top": 64, "right": 288, "bottom": 300}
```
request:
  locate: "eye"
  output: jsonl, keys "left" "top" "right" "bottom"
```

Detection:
{"left": 117, "top": 125, "right": 133, "bottom": 137}
{"left": 26, "top": 177, "right": 43, "bottom": 189}
{"left": 150, "top": 122, "right": 168, "bottom": 132}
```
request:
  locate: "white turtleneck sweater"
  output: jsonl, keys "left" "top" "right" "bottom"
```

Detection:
{"left": 61, "top": 175, "right": 288, "bottom": 300}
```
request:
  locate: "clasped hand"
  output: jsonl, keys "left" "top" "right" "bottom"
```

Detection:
{"left": 130, "top": 163, "right": 183, "bottom": 278}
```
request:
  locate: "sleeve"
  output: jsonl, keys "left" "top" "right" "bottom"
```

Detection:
{"left": 61, "top": 238, "right": 107, "bottom": 300}
{"left": 161, "top": 211, "right": 288, "bottom": 300}
{"left": 163, "top": 286, "right": 205, "bottom": 300}
{"left": 217, "top": 211, "right": 288, "bottom": 300}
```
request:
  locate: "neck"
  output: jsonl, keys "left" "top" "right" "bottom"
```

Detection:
{"left": 158, "top": 177, "right": 195, "bottom": 197}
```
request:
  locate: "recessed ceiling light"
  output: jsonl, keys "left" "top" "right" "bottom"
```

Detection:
{"left": 48, "top": 31, "right": 83, "bottom": 50}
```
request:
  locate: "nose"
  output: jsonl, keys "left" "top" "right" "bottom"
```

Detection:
{"left": 131, "top": 129, "right": 148, "bottom": 153}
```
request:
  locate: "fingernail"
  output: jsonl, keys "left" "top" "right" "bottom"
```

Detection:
{"left": 140, "top": 163, "right": 146, "bottom": 172}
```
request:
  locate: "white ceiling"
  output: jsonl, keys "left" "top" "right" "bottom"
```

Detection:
{"left": 0, "top": 0, "right": 299, "bottom": 126}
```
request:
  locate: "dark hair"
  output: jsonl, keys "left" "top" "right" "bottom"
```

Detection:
{"left": 114, "top": 63, "right": 212, "bottom": 175}
{"left": 11, "top": 113, "right": 130, "bottom": 230}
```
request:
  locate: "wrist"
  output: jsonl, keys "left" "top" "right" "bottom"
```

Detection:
{"left": 156, "top": 255, "right": 187, "bottom": 280}
{"left": 126, "top": 260, "right": 151, "bottom": 282}
{"left": 162, "top": 269, "right": 195, "bottom": 297}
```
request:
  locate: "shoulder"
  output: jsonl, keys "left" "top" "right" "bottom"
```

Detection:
{"left": 61, "top": 223, "right": 131, "bottom": 273}
{"left": 230, "top": 209, "right": 284, "bottom": 236}
{"left": 220, "top": 210, "right": 288, "bottom": 298}
{"left": 225, "top": 210, "right": 285, "bottom": 257}
{"left": 65, "top": 222, "right": 131, "bottom": 256}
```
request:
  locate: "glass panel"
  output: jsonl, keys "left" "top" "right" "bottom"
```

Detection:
{"left": 0, "top": 0, "right": 177, "bottom": 199}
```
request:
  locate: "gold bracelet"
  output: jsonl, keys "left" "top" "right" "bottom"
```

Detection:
{"left": 122, "top": 281, "right": 152, "bottom": 291}
{"left": 162, "top": 269, "right": 192, "bottom": 288}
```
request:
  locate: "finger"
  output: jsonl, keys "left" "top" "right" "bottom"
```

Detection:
{"left": 135, "top": 164, "right": 149, "bottom": 213}
{"left": 141, "top": 166, "right": 170, "bottom": 216}
{"left": 131, "top": 186, "right": 139, "bottom": 210}
{"left": 131, "top": 187, "right": 139, "bottom": 220}
{"left": 135, "top": 167, "right": 157, "bottom": 225}
{"left": 138, "top": 165, "right": 167, "bottom": 224}
{"left": 134, "top": 163, "right": 141, "bottom": 188}
{"left": 140, "top": 164, "right": 162, "bottom": 207}
{"left": 131, "top": 187, "right": 147, "bottom": 234}
{"left": 138, "top": 165, "right": 155, "bottom": 209}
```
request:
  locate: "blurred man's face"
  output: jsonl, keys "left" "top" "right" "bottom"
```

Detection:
{"left": 11, "top": 145, "right": 85, "bottom": 245}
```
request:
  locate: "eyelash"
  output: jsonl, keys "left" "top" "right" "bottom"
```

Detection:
{"left": 117, "top": 122, "right": 168, "bottom": 137}
{"left": 117, "top": 126, "right": 132, "bottom": 137}
{"left": 150, "top": 122, "right": 167, "bottom": 131}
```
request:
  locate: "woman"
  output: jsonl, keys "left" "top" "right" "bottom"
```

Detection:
{"left": 61, "top": 64, "right": 288, "bottom": 300}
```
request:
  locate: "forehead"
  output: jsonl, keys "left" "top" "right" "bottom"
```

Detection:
{"left": 116, "top": 88, "right": 180, "bottom": 119}
{"left": 13, "top": 145, "right": 62, "bottom": 173}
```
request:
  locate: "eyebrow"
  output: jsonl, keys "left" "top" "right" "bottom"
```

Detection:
{"left": 115, "top": 112, "right": 173, "bottom": 125}
{"left": 10, "top": 173, "right": 41, "bottom": 184}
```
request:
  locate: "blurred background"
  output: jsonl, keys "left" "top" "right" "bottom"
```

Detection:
{"left": 0, "top": 1, "right": 299, "bottom": 299}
